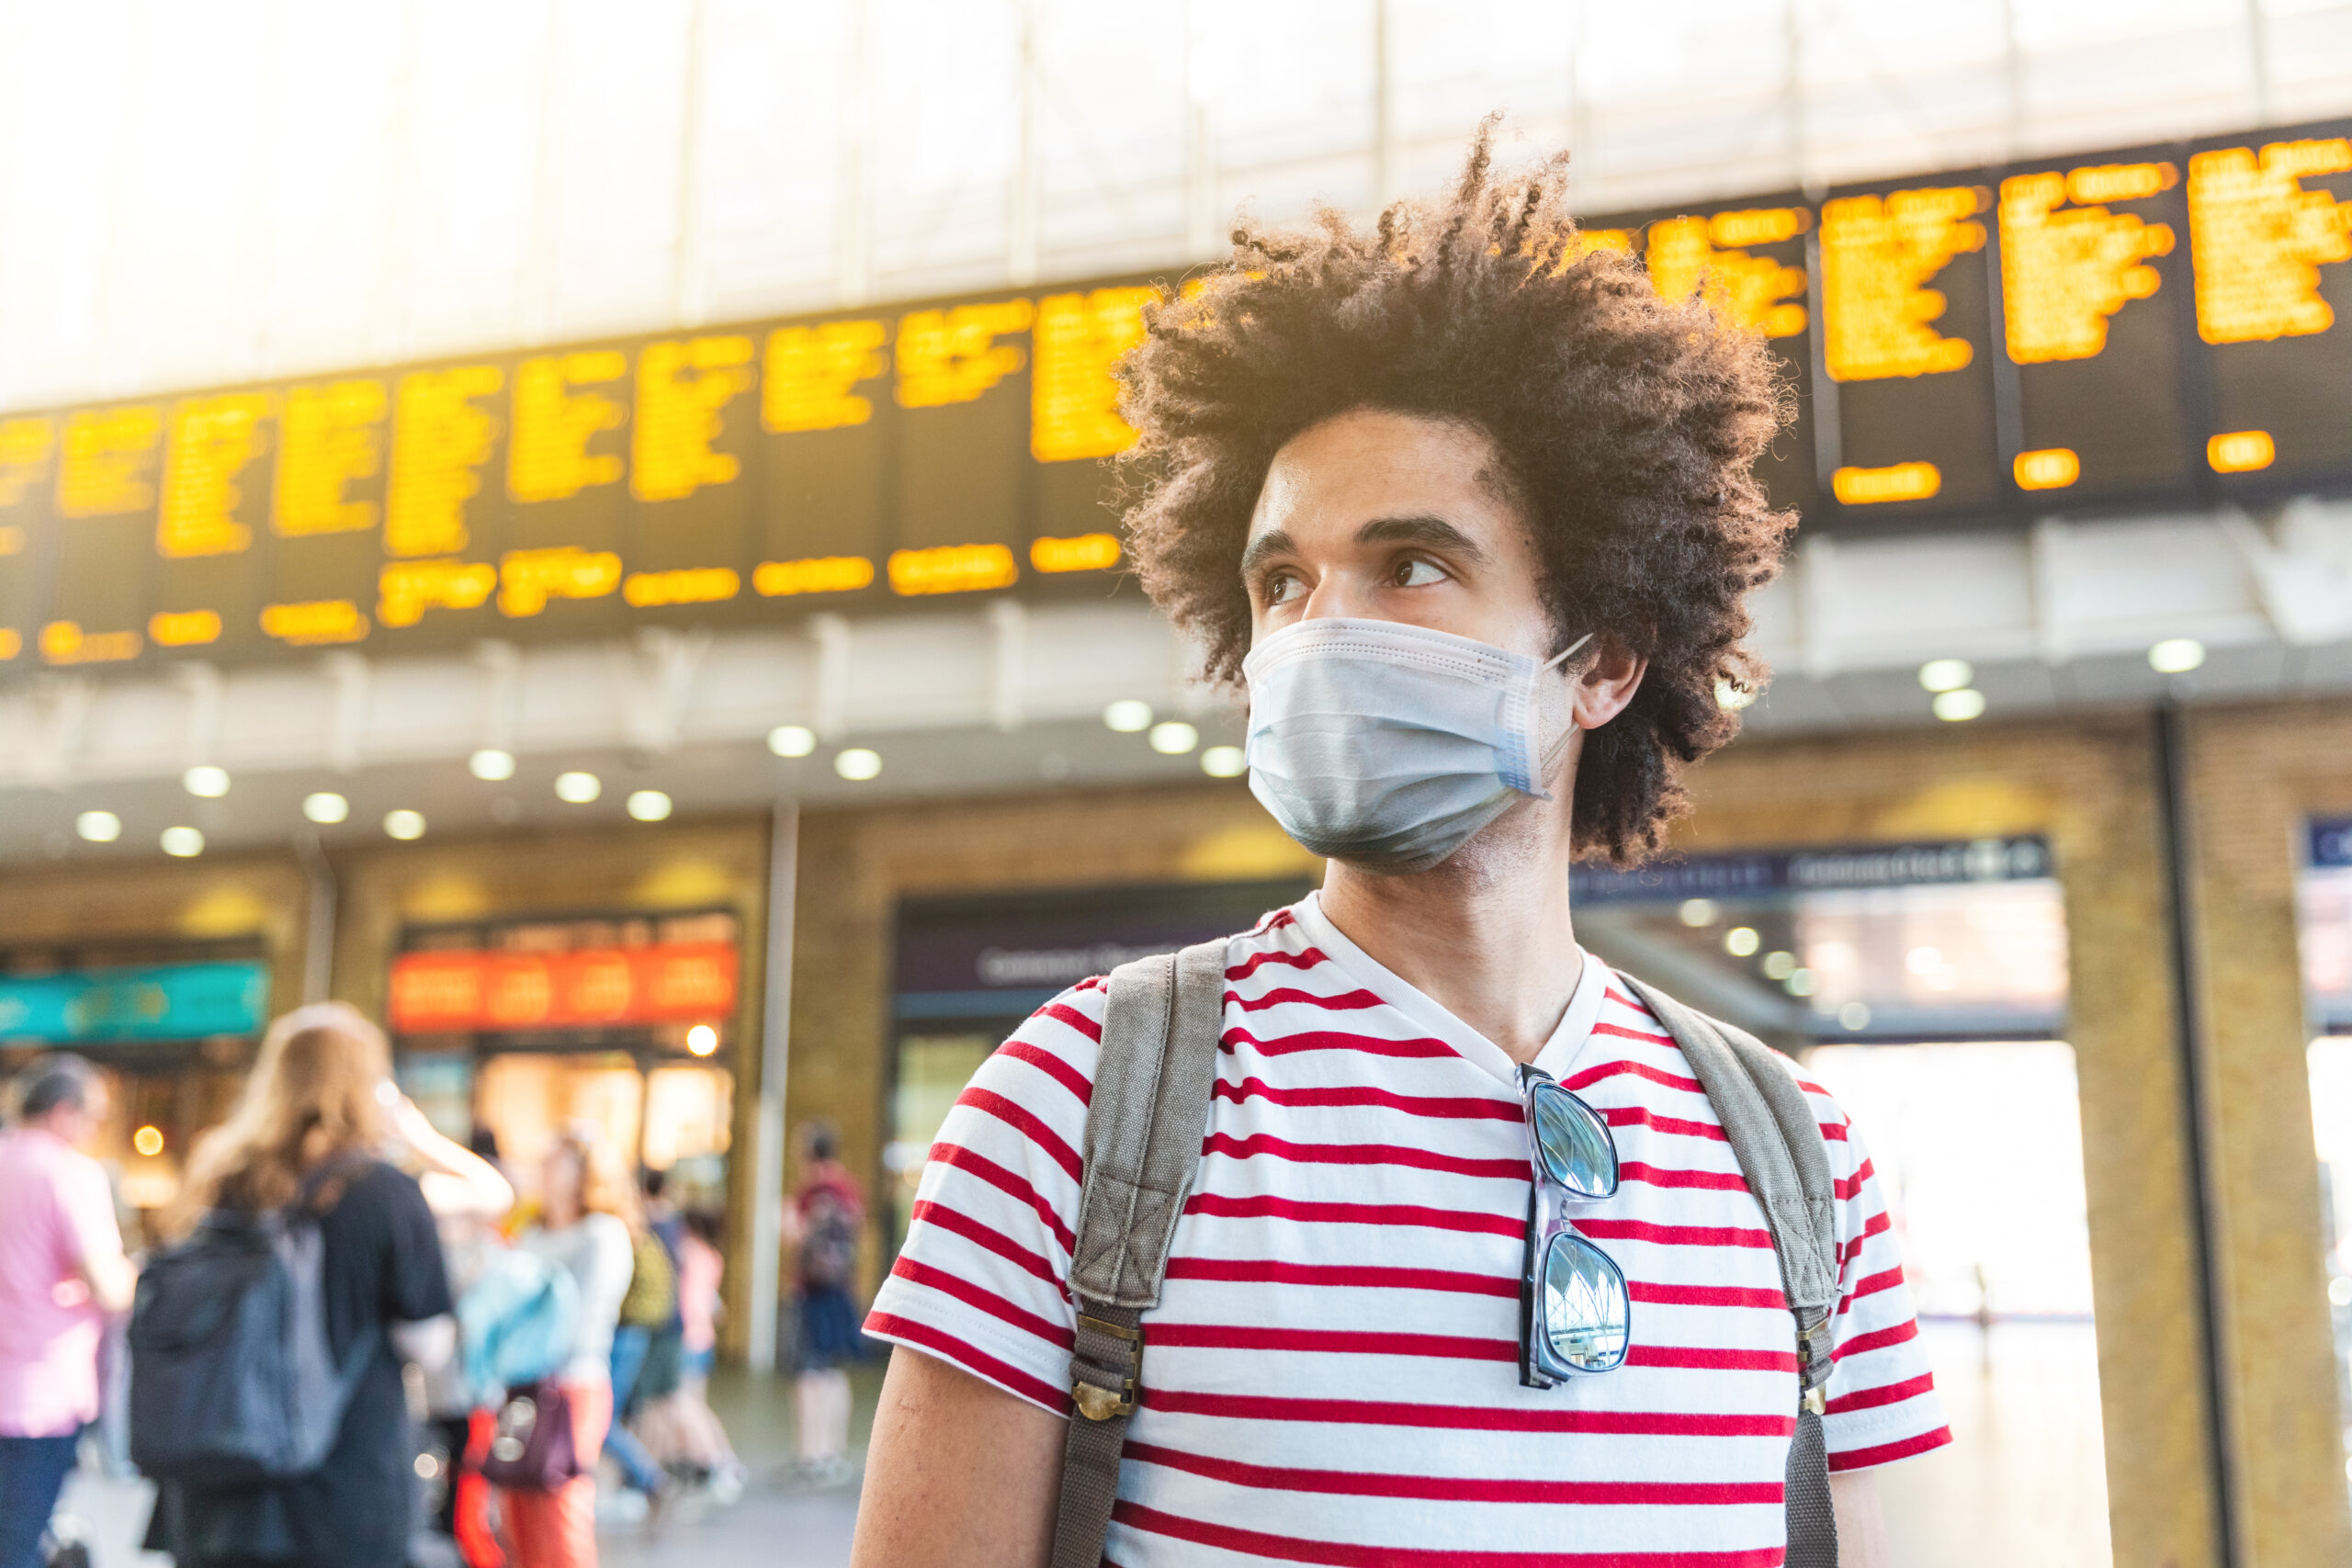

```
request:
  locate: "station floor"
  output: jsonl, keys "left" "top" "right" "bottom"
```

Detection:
{"left": 65, "top": 1324, "right": 2105, "bottom": 1567}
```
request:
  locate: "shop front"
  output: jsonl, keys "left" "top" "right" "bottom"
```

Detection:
{"left": 0, "top": 940, "right": 273, "bottom": 1223}
{"left": 387, "top": 910, "right": 741, "bottom": 1216}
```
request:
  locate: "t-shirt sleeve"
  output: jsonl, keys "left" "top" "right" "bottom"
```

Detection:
{"left": 863, "top": 980, "right": 1106, "bottom": 1416}
{"left": 378, "top": 1166, "right": 457, "bottom": 1323}
{"left": 1803, "top": 1080, "right": 1954, "bottom": 1471}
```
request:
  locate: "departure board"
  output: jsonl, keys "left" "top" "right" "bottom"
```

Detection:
{"left": 2188, "top": 121, "right": 2352, "bottom": 495}
{"left": 6, "top": 118, "right": 2352, "bottom": 675}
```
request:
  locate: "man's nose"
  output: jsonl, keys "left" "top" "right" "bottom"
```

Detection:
{"left": 1296, "top": 566, "right": 1377, "bottom": 623}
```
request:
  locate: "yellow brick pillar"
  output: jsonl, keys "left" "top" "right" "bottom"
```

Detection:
{"left": 2185, "top": 698, "right": 2352, "bottom": 1568}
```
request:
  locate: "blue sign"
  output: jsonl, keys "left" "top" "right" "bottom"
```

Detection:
{"left": 1569, "top": 836, "right": 2054, "bottom": 906}
{"left": 2312, "top": 818, "right": 2352, "bottom": 870}
{"left": 0, "top": 961, "right": 270, "bottom": 1045}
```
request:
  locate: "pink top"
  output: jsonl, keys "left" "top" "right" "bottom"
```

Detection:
{"left": 678, "top": 1233, "right": 722, "bottom": 1354}
{"left": 0, "top": 1127, "right": 123, "bottom": 1437}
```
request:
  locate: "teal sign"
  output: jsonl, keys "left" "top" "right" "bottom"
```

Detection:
{"left": 0, "top": 962, "right": 269, "bottom": 1044}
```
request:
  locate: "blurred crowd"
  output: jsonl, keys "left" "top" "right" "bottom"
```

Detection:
{"left": 0, "top": 1003, "right": 816, "bottom": 1568}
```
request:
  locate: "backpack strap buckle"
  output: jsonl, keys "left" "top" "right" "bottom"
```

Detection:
{"left": 1069, "top": 1308, "right": 1142, "bottom": 1422}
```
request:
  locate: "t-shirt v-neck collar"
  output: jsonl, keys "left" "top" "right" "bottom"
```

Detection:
{"left": 1290, "top": 892, "right": 1611, "bottom": 1088}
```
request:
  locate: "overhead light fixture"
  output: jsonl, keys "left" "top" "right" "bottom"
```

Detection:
{"left": 1917, "top": 658, "right": 1973, "bottom": 694}
{"left": 1679, "top": 898, "right": 1718, "bottom": 928}
{"left": 834, "top": 748, "right": 882, "bottom": 781}
{"left": 1102, "top": 700, "right": 1153, "bottom": 733}
{"left": 554, "top": 772, "right": 601, "bottom": 803}
{"left": 685, "top": 1024, "right": 719, "bottom": 1056}
{"left": 160, "top": 826, "right": 205, "bottom": 858}
{"left": 383, "top": 809, "right": 426, "bottom": 840}
{"left": 1724, "top": 926, "right": 1760, "bottom": 957}
{"left": 1148, "top": 721, "right": 1199, "bottom": 755}
{"left": 132, "top": 1125, "right": 165, "bottom": 1157}
{"left": 75, "top": 810, "right": 121, "bottom": 843}
{"left": 1199, "top": 745, "right": 1246, "bottom": 778}
{"left": 627, "top": 789, "right": 673, "bottom": 821}
{"left": 183, "top": 765, "right": 231, "bottom": 797}
{"left": 767, "top": 725, "right": 817, "bottom": 758}
{"left": 469, "top": 748, "right": 516, "bottom": 781}
{"left": 303, "top": 792, "right": 350, "bottom": 824}
{"left": 2148, "top": 637, "right": 2206, "bottom": 674}
{"left": 1931, "top": 688, "right": 1986, "bottom": 722}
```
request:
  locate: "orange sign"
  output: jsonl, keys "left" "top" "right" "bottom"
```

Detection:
{"left": 388, "top": 942, "right": 738, "bottom": 1033}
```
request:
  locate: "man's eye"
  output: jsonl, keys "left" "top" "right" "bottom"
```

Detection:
{"left": 1394, "top": 557, "right": 1447, "bottom": 588}
{"left": 1263, "top": 572, "right": 1303, "bottom": 604}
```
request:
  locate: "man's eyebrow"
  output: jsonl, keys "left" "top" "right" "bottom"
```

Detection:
{"left": 1356, "top": 514, "right": 1487, "bottom": 562}
{"left": 1239, "top": 527, "right": 1295, "bottom": 576}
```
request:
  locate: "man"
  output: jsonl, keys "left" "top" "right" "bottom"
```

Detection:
{"left": 786, "top": 1122, "right": 866, "bottom": 1481}
{"left": 853, "top": 130, "right": 1949, "bottom": 1565}
{"left": 0, "top": 1056, "right": 134, "bottom": 1568}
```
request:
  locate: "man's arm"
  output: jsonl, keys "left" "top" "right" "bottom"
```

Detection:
{"left": 851, "top": 1346, "right": 1066, "bottom": 1568}
{"left": 67, "top": 1197, "right": 135, "bottom": 1314}
{"left": 1831, "top": 1470, "right": 1890, "bottom": 1567}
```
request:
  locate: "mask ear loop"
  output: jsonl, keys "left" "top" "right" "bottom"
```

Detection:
{"left": 1541, "top": 632, "right": 1595, "bottom": 672}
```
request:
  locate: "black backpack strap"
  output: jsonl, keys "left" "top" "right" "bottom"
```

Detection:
{"left": 1618, "top": 973, "right": 1843, "bottom": 1567}
{"left": 1049, "top": 939, "right": 1227, "bottom": 1568}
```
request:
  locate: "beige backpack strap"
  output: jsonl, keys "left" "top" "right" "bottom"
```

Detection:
{"left": 1049, "top": 938, "right": 1227, "bottom": 1568}
{"left": 1618, "top": 972, "right": 1843, "bottom": 1567}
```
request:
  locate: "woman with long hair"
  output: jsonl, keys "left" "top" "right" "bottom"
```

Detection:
{"left": 503, "top": 1124, "right": 639, "bottom": 1568}
{"left": 145, "top": 1002, "right": 499, "bottom": 1568}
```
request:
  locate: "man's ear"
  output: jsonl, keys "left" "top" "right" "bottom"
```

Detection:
{"left": 1572, "top": 633, "right": 1646, "bottom": 730}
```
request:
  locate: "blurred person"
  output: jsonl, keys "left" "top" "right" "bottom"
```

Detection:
{"left": 503, "top": 1126, "right": 636, "bottom": 1568}
{"left": 141, "top": 1003, "right": 459, "bottom": 1568}
{"left": 0, "top": 1056, "right": 132, "bottom": 1568}
{"left": 409, "top": 1115, "right": 518, "bottom": 1568}
{"left": 633, "top": 1210, "right": 741, "bottom": 1499}
{"left": 852, "top": 127, "right": 1945, "bottom": 1568}
{"left": 785, "top": 1122, "right": 864, "bottom": 1480}
{"left": 599, "top": 1168, "right": 682, "bottom": 1512}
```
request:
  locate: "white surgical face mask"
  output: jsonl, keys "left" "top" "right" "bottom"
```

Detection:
{"left": 1241, "top": 616, "right": 1593, "bottom": 874}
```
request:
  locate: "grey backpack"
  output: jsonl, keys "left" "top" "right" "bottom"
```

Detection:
{"left": 129, "top": 1159, "right": 377, "bottom": 1487}
{"left": 1049, "top": 942, "right": 1844, "bottom": 1568}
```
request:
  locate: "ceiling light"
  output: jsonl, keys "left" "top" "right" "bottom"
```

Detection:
{"left": 303, "top": 792, "right": 350, "bottom": 824}
{"left": 383, "top": 809, "right": 426, "bottom": 840}
{"left": 1838, "top": 1001, "right": 1871, "bottom": 1031}
{"left": 1679, "top": 898, "right": 1718, "bottom": 928}
{"left": 1761, "top": 950, "right": 1797, "bottom": 980}
{"left": 555, "top": 772, "right": 601, "bottom": 803}
{"left": 1199, "top": 745, "right": 1246, "bottom": 778}
{"left": 685, "top": 1024, "right": 719, "bottom": 1056}
{"left": 1917, "top": 658, "right": 1973, "bottom": 694}
{"left": 160, "top": 826, "right": 204, "bottom": 857}
{"left": 1931, "top": 688, "right": 1986, "bottom": 722}
{"left": 182, "top": 765, "right": 230, "bottom": 797}
{"left": 2148, "top": 637, "right": 2206, "bottom": 674}
{"left": 469, "top": 748, "right": 516, "bottom": 781}
{"left": 75, "top": 811, "right": 121, "bottom": 843}
{"left": 1148, "top": 721, "right": 1199, "bottom": 755}
{"left": 767, "top": 725, "right": 817, "bottom": 758}
{"left": 132, "top": 1125, "right": 164, "bottom": 1157}
{"left": 1103, "top": 699, "right": 1153, "bottom": 733}
{"left": 627, "top": 790, "right": 673, "bottom": 822}
{"left": 835, "top": 748, "right": 882, "bottom": 781}
{"left": 1724, "top": 926, "right": 1760, "bottom": 957}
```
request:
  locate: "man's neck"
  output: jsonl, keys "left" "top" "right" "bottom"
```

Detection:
{"left": 1316, "top": 797, "right": 1583, "bottom": 1066}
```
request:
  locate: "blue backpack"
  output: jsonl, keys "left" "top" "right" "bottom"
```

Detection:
{"left": 456, "top": 1246, "right": 580, "bottom": 1404}
{"left": 128, "top": 1162, "right": 375, "bottom": 1487}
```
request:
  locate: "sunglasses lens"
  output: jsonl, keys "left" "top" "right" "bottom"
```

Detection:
{"left": 1540, "top": 1233, "right": 1630, "bottom": 1372}
{"left": 1531, "top": 1085, "right": 1617, "bottom": 1197}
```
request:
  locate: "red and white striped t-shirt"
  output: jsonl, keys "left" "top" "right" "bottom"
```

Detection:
{"left": 867, "top": 895, "right": 1951, "bottom": 1565}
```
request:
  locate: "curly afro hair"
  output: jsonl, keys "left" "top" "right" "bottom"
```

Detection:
{"left": 1114, "top": 122, "right": 1796, "bottom": 866}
